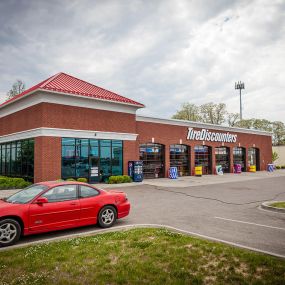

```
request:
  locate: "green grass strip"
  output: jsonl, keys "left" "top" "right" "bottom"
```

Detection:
{"left": 0, "top": 228, "right": 284, "bottom": 285}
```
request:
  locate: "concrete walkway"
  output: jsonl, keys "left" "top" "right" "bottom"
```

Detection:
{"left": 97, "top": 170, "right": 285, "bottom": 189}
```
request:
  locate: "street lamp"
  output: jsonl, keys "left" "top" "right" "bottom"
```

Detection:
{"left": 235, "top": 81, "right": 245, "bottom": 120}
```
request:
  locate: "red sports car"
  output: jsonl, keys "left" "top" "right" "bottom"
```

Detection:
{"left": 0, "top": 181, "right": 130, "bottom": 247}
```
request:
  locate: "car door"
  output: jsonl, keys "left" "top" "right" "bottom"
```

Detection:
{"left": 78, "top": 185, "right": 101, "bottom": 226}
{"left": 29, "top": 185, "right": 80, "bottom": 232}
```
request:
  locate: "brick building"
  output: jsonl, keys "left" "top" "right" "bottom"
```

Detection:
{"left": 0, "top": 73, "right": 272, "bottom": 182}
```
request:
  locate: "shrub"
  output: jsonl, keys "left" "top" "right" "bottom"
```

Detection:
{"left": 276, "top": 165, "right": 281, "bottom": 169}
{"left": 281, "top": 165, "right": 285, "bottom": 169}
{"left": 66, "top": 178, "right": 76, "bottom": 181}
{"left": 108, "top": 175, "right": 132, "bottom": 184}
{"left": 0, "top": 176, "right": 32, "bottom": 190}
{"left": 77, "top": 177, "right": 88, "bottom": 183}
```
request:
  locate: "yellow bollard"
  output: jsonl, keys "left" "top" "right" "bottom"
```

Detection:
{"left": 249, "top": 165, "right": 256, "bottom": 172}
{"left": 195, "top": 166, "right": 203, "bottom": 177}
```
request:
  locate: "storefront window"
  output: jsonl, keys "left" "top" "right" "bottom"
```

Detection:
{"left": 0, "top": 139, "right": 34, "bottom": 181}
{"left": 61, "top": 138, "right": 123, "bottom": 181}
{"left": 215, "top": 147, "right": 230, "bottom": 173}
{"left": 233, "top": 147, "right": 246, "bottom": 171}
{"left": 194, "top": 145, "right": 212, "bottom": 174}
{"left": 170, "top": 144, "right": 190, "bottom": 176}
{"left": 139, "top": 143, "right": 165, "bottom": 179}
{"left": 76, "top": 139, "right": 89, "bottom": 178}
{"left": 111, "top": 141, "right": 123, "bottom": 176}
{"left": 248, "top": 148, "right": 260, "bottom": 170}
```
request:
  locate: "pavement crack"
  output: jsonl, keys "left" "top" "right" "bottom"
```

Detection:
{"left": 153, "top": 186, "right": 285, "bottom": 206}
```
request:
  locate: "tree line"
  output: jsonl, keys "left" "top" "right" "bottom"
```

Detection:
{"left": 172, "top": 102, "right": 285, "bottom": 146}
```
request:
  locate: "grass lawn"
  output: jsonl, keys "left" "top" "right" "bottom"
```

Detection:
{"left": 270, "top": 202, "right": 285, "bottom": 209}
{"left": 0, "top": 228, "right": 284, "bottom": 285}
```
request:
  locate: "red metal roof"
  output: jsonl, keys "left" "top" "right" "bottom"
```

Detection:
{"left": 0, "top": 72, "right": 144, "bottom": 108}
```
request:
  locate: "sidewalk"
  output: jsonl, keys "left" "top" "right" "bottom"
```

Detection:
{"left": 1, "top": 171, "right": 284, "bottom": 198}
{"left": 97, "top": 170, "right": 285, "bottom": 189}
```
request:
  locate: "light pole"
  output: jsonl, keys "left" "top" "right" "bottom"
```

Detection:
{"left": 235, "top": 81, "right": 245, "bottom": 120}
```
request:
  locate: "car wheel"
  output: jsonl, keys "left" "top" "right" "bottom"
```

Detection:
{"left": 98, "top": 206, "right": 117, "bottom": 228}
{"left": 0, "top": 219, "right": 21, "bottom": 247}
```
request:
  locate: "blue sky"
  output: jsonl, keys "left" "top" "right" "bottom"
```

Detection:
{"left": 0, "top": 0, "right": 284, "bottom": 122}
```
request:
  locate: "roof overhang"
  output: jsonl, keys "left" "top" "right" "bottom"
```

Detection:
{"left": 136, "top": 115, "right": 273, "bottom": 136}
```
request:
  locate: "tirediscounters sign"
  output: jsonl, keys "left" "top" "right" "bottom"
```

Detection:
{"left": 187, "top": 128, "right": 237, "bottom": 143}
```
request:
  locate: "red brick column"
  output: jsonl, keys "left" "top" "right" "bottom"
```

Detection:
{"left": 229, "top": 147, "right": 234, "bottom": 173}
{"left": 34, "top": 137, "right": 62, "bottom": 182}
{"left": 211, "top": 146, "right": 216, "bottom": 175}
{"left": 244, "top": 147, "right": 249, "bottom": 172}
{"left": 164, "top": 144, "right": 170, "bottom": 178}
{"left": 190, "top": 146, "right": 195, "bottom": 176}
{"left": 123, "top": 140, "right": 139, "bottom": 175}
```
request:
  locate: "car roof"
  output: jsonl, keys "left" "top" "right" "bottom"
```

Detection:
{"left": 37, "top": 181, "right": 90, "bottom": 187}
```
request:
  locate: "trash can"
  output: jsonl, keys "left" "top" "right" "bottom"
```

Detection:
{"left": 168, "top": 167, "right": 178, "bottom": 179}
{"left": 267, "top": 164, "right": 274, "bottom": 172}
{"left": 249, "top": 165, "right": 256, "bottom": 172}
{"left": 195, "top": 166, "right": 202, "bottom": 177}
{"left": 234, "top": 164, "right": 242, "bottom": 174}
{"left": 216, "top": 165, "right": 223, "bottom": 175}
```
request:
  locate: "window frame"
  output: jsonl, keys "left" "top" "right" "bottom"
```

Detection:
{"left": 79, "top": 185, "right": 100, "bottom": 199}
{"left": 40, "top": 184, "right": 79, "bottom": 203}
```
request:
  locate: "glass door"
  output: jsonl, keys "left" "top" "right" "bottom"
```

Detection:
{"left": 89, "top": 156, "right": 100, "bottom": 183}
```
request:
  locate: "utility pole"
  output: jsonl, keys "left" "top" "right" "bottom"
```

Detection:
{"left": 235, "top": 81, "right": 245, "bottom": 120}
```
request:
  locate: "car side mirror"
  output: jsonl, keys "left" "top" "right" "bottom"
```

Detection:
{"left": 35, "top": 197, "right": 48, "bottom": 204}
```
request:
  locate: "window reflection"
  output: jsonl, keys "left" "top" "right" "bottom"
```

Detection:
{"left": 61, "top": 138, "right": 123, "bottom": 181}
{"left": 0, "top": 139, "right": 34, "bottom": 181}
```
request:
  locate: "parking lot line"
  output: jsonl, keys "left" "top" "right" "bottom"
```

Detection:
{"left": 214, "top": 217, "right": 285, "bottom": 231}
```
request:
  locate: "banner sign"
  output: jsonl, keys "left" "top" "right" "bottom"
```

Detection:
{"left": 187, "top": 128, "right": 237, "bottom": 143}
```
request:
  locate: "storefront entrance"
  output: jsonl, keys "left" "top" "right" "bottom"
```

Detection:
{"left": 248, "top": 147, "right": 260, "bottom": 171}
{"left": 139, "top": 143, "right": 165, "bottom": 178}
{"left": 194, "top": 145, "right": 212, "bottom": 174}
{"left": 61, "top": 138, "right": 123, "bottom": 182}
{"left": 215, "top": 147, "right": 230, "bottom": 173}
{"left": 170, "top": 144, "right": 190, "bottom": 176}
{"left": 233, "top": 147, "right": 246, "bottom": 171}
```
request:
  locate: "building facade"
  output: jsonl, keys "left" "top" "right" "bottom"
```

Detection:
{"left": 0, "top": 73, "right": 272, "bottom": 182}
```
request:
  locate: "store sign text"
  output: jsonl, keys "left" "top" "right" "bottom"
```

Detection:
{"left": 187, "top": 128, "right": 237, "bottom": 143}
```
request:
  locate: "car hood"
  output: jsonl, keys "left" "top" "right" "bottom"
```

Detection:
{"left": 0, "top": 199, "right": 24, "bottom": 210}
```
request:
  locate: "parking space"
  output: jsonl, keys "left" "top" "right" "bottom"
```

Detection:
{"left": 1, "top": 172, "right": 285, "bottom": 257}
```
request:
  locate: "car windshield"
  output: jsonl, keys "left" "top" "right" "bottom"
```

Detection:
{"left": 6, "top": 184, "right": 48, "bottom": 204}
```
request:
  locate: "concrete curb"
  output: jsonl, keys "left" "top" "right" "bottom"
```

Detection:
{"left": 1, "top": 223, "right": 284, "bottom": 259}
{"left": 261, "top": 201, "right": 285, "bottom": 213}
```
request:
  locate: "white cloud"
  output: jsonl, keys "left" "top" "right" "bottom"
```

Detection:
{"left": 0, "top": 0, "right": 284, "bottom": 123}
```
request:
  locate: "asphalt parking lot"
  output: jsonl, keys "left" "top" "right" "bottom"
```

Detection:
{"left": 1, "top": 172, "right": 285, "bottom": 258}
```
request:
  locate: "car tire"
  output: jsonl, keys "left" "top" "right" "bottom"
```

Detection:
{"left": 0, "top": 219, "right": 21, "bottom": 247}
{"left": 98, "top": 206, "right": 117, "bottom": 228}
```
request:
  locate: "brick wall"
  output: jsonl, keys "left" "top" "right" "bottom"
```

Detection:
{"left": 136, "top": 121, "right": 272, "bottom": 176}
{"left": 0, "top": 102, "right": 136, "bottom": 136}
{"left": 34, "top": 136, "right": 62, "bottom": 182}
{"left": 0, "top": 101, "right": 272, "bottom": 180}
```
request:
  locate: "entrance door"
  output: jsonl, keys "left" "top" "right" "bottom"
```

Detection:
{"left": 139, "top": 143, "right": 165, "bottom": 179}
{"left": 248, "top": 148, "right": 260, "bottom": 171}
{"left": 194, "top": 145, "right": 212, "bottom": 174}
{"left": 215, "top": 147, "right": 230, "bottom": 173}
{"left": 89, "top": 156, "right": 100, "bottom": 183}
{"left": 233, "top": 147, "right": 246, "bottom": 171}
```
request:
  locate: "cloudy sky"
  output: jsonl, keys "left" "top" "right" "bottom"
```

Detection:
{"left": 0, "top": 0, "right": 284, "bottom": 122}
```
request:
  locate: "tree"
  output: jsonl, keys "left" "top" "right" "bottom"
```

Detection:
{"left": 227, "top": 113, "right": 240, "bottom": 127}
{"left": 7, "top": 80, "right": 25, "bottom": 99}
{"left": 252, "top": 119, "right": 272, "bottom": 132}
{"left": 172, "top": 103, "right": 201, "bottom": 121}
{"left": 272, "top": 121, "right": 285, "bottom": 146}
{"left": 199, "top": 102, "right": 226, "bottom": 124}
{"left": 272, "top": 151, "right": 279, "bottom": 163}
{"left": 234, "top": 119, "right": 254, "bottom": 129}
